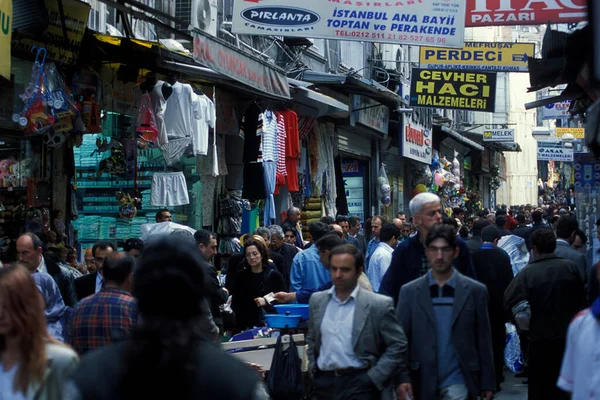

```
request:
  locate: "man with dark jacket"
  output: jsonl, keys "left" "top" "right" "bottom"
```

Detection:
{"left": 348, "top": 216, "right": 366, "bottom": 253}
{"left": 268, "top": 225, "right": 299, "bottom": 290}
{"left": 554, "top": 215, "right": 587, "bottom": 283}
{"left": 523, "top": 210, "right": 553, "bottom": 251}
{"left": 74, "top": 241, "right": 115, "bottom": 301}
{"left": 504, "top": 229, "right": 585, "bottom": 400}
{"left": 495, "top": 215, "right": 512, "bottom": 238}
{"left": 465, "top": 219, "right": 490, "bottom": 253}
{"left": 512, "top": 214, "right": 530, "bottom": 239}
{"left": 16, "top": 232, "right": 78, "bottom": 306}
{"left": 471, "top": 226, "right": 514, "bottom": 390}
{"left": 379, "top": 193, "right": 476, "bottom": 305}
{"left": 281, "top": 206, "right": 304, "bottom": 249}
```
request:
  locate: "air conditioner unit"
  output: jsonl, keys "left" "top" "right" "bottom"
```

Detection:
{"left": 191, "top": 0, "right": 218, "bottom": 36}
{"left": 381, "top": 44, "right": 401, "bottom": 70}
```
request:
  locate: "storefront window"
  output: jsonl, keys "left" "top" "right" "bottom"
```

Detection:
{"left": 342, "top": 158, "right": 367, "bottom": 221}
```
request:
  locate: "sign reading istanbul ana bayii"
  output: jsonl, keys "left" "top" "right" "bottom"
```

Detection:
{"left": 483, "top": 129, "right": 515, "bottom": 142}
{"left": 232, "top": 0, "right": 466, "bottom": 48}
{"left": 465, "top": 0, "right": 587, "bottom": 26}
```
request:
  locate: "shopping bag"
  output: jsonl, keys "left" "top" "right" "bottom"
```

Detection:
{"left": 504, "top": 323, "right": 525, "bottom": 373}
{"left": 267, "top": 334, "right": 304, "bottom": 400}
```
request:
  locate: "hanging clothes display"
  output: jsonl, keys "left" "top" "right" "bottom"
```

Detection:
{"left": 262, "top": 110, "right": 279, "bottom": 226}
{"left": 191, "top": 91, "right": 216, "bottom": 156}
{"left": 241, "top": 103, "right": 267, "bottom": 202}
{"left": 282, "top": 110, "right": 300, "bottom": 193}
{"left": 321, "top": 122, "right": 338, "bottom": 216}
{"left": 149, "top": 80, "right": 169, "bottom": 146}
{"left": 150, "top": 172, "right": 190, "bottom": 207}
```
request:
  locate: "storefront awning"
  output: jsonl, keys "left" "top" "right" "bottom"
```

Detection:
{"left": 460, "top": 130, "right": 523, "bottom": 153}
{"left": 298, "top": 70, "right": 402, "bottom": 108}
{"left": 288, "top": 79, "right": 349, "bottom": 118}
{"left": 436, "top": 125, "right": 484, "bottom": 152}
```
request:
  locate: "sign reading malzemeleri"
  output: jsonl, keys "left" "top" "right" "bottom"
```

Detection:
{"left": 483, "top": 129, "right": 515, "bottom": 142}
{"left": 419, "top": 42, "right": 535, "bottom": 72}
{"left": 409, "top": 68, "right": 497, "bottom": 112}
{"left": 537, "top": 141, "right": 574, "bottom": 162}
{"left": 232, "top": 0, "right": 466, "bottom": 48}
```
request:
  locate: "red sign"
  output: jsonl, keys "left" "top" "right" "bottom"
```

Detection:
{"left": 466, "top": 0, "right": 587, "bottom": 26}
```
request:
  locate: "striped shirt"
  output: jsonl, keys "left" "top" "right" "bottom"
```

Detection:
{"left": 276, "top": 112, "right": 287, "bottom": 175}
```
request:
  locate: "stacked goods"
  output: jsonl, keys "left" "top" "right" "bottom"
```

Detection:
{"left": 301, "top": 198, "right": 322, "bottom": 242}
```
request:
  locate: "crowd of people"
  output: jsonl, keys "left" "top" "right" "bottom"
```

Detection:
{"left": 0, "top": 197, "right": 598, "bottom": 399}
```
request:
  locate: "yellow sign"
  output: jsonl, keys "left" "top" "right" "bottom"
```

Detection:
{"left": 14, "top": 0, "right": 90, "bottom": 65}
{"left": 0, "top": 0, "right": 11, "bottom": 80}
{"left": 419, "top": 42, "right": 535, "bottom": 72}
{"left": 556, "top": 127, "right": 584, "bottom": 139}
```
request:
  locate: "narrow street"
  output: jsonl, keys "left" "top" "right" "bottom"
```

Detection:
{"left": 496, "top": 371, "right": 528, "bottom": 399}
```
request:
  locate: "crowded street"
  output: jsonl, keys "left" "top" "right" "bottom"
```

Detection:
{"left": 0, "top": 0, "right": 599, "bottom": 399}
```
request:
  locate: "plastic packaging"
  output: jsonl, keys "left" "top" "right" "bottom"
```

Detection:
{"left": 504, "top": 323, "right": 525, "bottom": 373}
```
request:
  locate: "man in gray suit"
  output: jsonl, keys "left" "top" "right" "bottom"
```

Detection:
{"left": 554, "top": 215, "right": 587, "bottom": 283}
{"left": 396, "top": 225, "right": 495, "bottom": 400}
{"left": 307, "top": 244, "right": 408, "bottom": 400}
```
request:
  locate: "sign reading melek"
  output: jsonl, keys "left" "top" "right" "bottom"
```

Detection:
{"left": 400, "top": 121, "right": 433, "bottom": 165}
{"left": 410, "top": 68, "right": 497, "bottom": 112}
{"left": 232, "top": 0, "right": 466, "bottom": 48}
{"left": 419, "top": 42, "right": 535, "bottom": 72}
{"left": 466, "top": 0, "right": 587, "bottom": 26}
{"left": 484, "top": 129, "right": 515, "bottom": 142}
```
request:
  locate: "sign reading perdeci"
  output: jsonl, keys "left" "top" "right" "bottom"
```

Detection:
{"left": 400, "top": 122, "right": 433, "bottom": 165}
{"left": 483, "top": 129, "right": 514, "bottom": 142}
{"left": 410, "top": 68, "right": 497, "bottom": 112}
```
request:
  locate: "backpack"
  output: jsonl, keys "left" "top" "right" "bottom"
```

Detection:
{"left": 267, "top": 334, "right": 304, "bottom": 400}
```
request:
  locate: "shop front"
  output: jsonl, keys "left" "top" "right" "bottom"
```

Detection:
{"left": 399, "top": 117, "right": 433, "bottom": 214}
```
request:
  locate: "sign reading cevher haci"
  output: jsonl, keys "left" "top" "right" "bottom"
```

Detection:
{"left": 419, "top": 42, "right": 535, "bottom": 72}
{"left": 409, "top": 68, "right": 497, "bottom": 112}
{"left": 484, "top": 129, "right": 515, "bottom": 142}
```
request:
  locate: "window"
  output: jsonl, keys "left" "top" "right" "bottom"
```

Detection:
{"left": 308, "top": 38, "right": 326, "bottom": 58}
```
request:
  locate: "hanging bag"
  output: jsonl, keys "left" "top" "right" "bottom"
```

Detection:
{"left": 267, "top": 334, "right": 304, "bottom": 400}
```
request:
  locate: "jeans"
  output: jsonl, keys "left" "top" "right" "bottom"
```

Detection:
{"left": 439, "top": 384, "right": 468, "bottom": 400}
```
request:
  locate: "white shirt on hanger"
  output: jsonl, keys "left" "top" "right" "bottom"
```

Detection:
{"left": 162, "top": 82, "right": 198, "bottom": 139}
{"left": 150, "top": 80, "right": 168, "bottom": 146}
{"left": 192, "top": 93, "right": 216, "bottom": 156}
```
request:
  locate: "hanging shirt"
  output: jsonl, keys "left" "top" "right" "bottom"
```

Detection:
{"left": 241, "top": 103, "right": 263, "bottom": 163}
{"left": 275, "top": 112, "right": 287, "bottom": 176}
{"left": 162, "top": 82, "right": 198, "bottom": 139}
{"left": 261, "top": 110, "right": 278, "bottom": 162}
{"left": 150, "top": 80, "right": 168, "bottom": 146}
{"left": 281, "top": 109, "right": 300, "bottom": 159}
{"left": 192, "top": 93, "right": 216, "bottom": 156}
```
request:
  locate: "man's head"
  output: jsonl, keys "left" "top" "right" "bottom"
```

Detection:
{"left": 102, "top": 252, "right": 135, "bottom": 292}
{"left": 315, "top": 234, "right": 344, "bottom": 268}
{"left": 84, "top": 247, "right": 96, "bottom": 273}
{"left": 329, "top": 224, "right": 344, "bottom": 239}
{"left": 531, "top": 210, "right": 543, "bottom": 224}
{"left": 453, "top": 207, "right": 465, "bottom": 221}
{"left": 320, "top": 216, "right": 335, "bottom": 225}
{"left": 283, "top": 227, "right": 297, "bottom": 245}
{"left": 425, "top": 225, "right": 459, "bottom": 274}
{"left": 370, "top": 216, "right": 386, "bottom": 240}
{"left": 392, "top": 218, "right": 403, "bottom": 230}
{"left": 92, "top": 241, "right": 116, "bottom": 275}
{"left": 193, "top": 230, "right": 217, "bottom": 262}
{"left": 335, "top": 216, "right": 349, "bottom": 237}
{"left": 380, "top": 223, "right": 401, "bottom": 248}
{"left": 328, "top": 244, "right": 364, "bottom": 294}
{"left": 155, "top": 209, "right": 172, "bottom": 223}
{"left": 466, "top": 217, "right": 474, "bottom": 230}
{"left": 254, "top": 227, "right": 271, "bottom": 243}
{"left": 572, "top": 229, "right": 587, "bottom": 253}
{"left": 397, "top": 212, "right": 406, "bottom": 224}
{"left": 556, "top": 215, "right": 579, "bottom": 243}
{"left": 286, "top": 207, "right": 301, "bottom": 223}
{"left": 267, "top": 225, "right": 285, "bottom": 250}
{"left": 308, "top": 221, "right": 330, "bottom": 243}
{"left": 123, "top": 238, "right": 144, "bottom": 260}
{"left": 409, "top": 193, "right": 443, "bottom": 235}
{"left": 16, "top": 233, "right": 44, "bottom": 272}
{"left": 486, "top": 214, "right": 496, "bottom": 223}
{"left": 481, "top": 226, "right": 501, "bottom": 247}
{"left": 516, "top": 214, "right": 526, "bottom": 225}
{"left": 348, "top": 216, "right": 361, "bottom": 236}
{"left": 402, "top": 223, "right": 412, "bottom": 237}
{"left": 531, "top": 229, "right": 557, "bottom": 257}
{"left": 495, "top": 215, "right": 507, "bottom": 228}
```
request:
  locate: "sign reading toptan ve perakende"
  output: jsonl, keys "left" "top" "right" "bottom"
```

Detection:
{"left": 409, "top": 68, "right": 497, "bottom": 112}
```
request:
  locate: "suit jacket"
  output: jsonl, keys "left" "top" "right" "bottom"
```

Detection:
{"left": 306, "top": 286, "right": 408, "bottom": 392}
{"left": 201, "top": 258, "right": 229, "bottom": 325}
{"left": 523, "top": 223, "right": 553, "bottom": 251}
{"left": 554, "top": 240, "right": 587, "bottom": 282}
{"left": 397, "top": 272, "right": 495, "bottom": 400}
{"left": 45, "top": 255, "right": 78, "bottom": 307}
{"left": 75, "top": 271, "right": 97, "bottom": 302}
{"left": 465, "top": 236, "right": 482, "bottom": 253}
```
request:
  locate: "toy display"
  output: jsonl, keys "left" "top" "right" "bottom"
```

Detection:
{"left": 376, "top": 164, "right": 391, "bottom": 206}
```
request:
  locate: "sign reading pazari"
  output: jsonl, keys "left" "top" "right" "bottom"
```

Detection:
{"left": 465, "top": 0, "right": 587, "bottom": 26}
{"left": 193, "top": 31, "right": 290, "bottom": 99}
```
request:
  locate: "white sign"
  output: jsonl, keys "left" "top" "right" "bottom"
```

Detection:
{"left": 483, "top": 129, "right": 515, "bottom": 142}
{"left": 542, "top": 100, "right": 572, "bottom": 120}
{"left": 232, "top": 0, "right": 466, "bottom": 48}
{"left": 356, "top": 97, "right": 389, "bottom": 134}
{"left": 401, "top": 122, "right": 433, "bottom": 164}
{"left": 537, "top": 141, "right": 574, "bottom": 161}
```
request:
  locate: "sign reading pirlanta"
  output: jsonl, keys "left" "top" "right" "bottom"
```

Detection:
{"left": 232, "top": 0, "right": 466, "bottom": 48}
{"left": 466, "top": 0, "right": 587, "bottom": 26}
{"left": 419, "top": 42, "right": 535, "bottom": 72}
{"left": 537, "top": 141, "right": 574, "bottom": 161}
{"left": 556, "top": 127, "right": 585, "bottom": 139}
{"left": 400, "top": 121, "right": 433, "bottom": 164}
{"left": 484, "top": 129, "right": 515, "bottom": 142}
{"left": 409, "top": 68, "right": 497, "bottom": 112}
{"left": 192, "top": 31, "right": 290, "bottom": 99}
{"left": 542, "top": 100, "right": 572, "bottom": 120}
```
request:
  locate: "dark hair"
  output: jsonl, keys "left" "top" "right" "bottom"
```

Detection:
{"left": 168, "top": 230, "right": 196, "bottom": 248}
{"left": 371, "top": 215, "right": 387, "bottom": 225}
{"left": 315, "top": 233, "right": 344, "bottom": 252}
{"left": 348, "top": 216, "right": 361, "bottom": 228}
{"left": 193, "top": 230, "right": 214, "bottom": 246}
{"left": 532, "top": 210, "right": 543, "bottom": 223}
{"left": 397, "top": 211, "right": 405, "bottom": 217}
{"left": 92, "top": 240, "right": 116, "bottom": 258}
{"left": 453, "top": 207, "right": 464, "bottom": 217}
{"left": 556, "top": 215, "right": 579, "bottom": 240}
{"left": 103, "top": 252, "right": 135, "bottom": 284}
{"left": 328, "top": 244, "right": 364, "bottom": 272}
{"left": 496, "top": 208, "right": 507, "bottom": 217}
{"left": 121, "top": 237, "right": 207, "bottom": 398}
{"left": 123, "top": 238, "right": 144, "bottom": 253}
{"left": 320, "top": 216, "right": 335, "bottom": 225}
{"left": 380, "top": 223, "right": 401, "bottom": 243}
{"left": 596, "top": 218, "right": 600, "bottom": 227}
{"left": 496, "top": 215, "right": 507, "bottom": 227}
{"left": 530, "top": 229, "right": 556, "bottom": 254}
{"left": 308, "top": 221, "right": 330, "bottom": 242}
{"left": 243, "top": 238, "right": 270, "bottom": 268}
{"left": 458, "top": 226, "right": 469, "bottom": 239}
{"left": 155, "top": 208, "right": 171, "bottom": 222}
{"left": 443, "top": 216, "right": 458, "bottom": 230}
{"left": 425, "top": 225, "right": 457, "bottom": 249}
{"left": 574, "top": 228, "right": 587, "bottom": 245}
{"left": 516, "top": 214, "right": 526, "bottom": 223}
{"left": 335, "top": 215, "right": 348, "bottom": 224}
{"left": 481, "top": 226, "right": 500, "bottom": 243}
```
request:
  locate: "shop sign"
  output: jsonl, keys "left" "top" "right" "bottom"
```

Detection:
{"left": 231, "top": 0, "right": 466, "bottom": 48}
{"left": 13, "top": 0, "right": 90, "bottom": 65}
{"left": 556, "top": 127, "right": 584, "bottom": 139}
{"left": 400, "top": 121, "right": 433, "bottom": 165}
{"left": 537, "top": 141, "right": 574, "bottom": 161}
{"left": 465, "top": 0, "right": 587, "bottom": 27}
{"left": 342, "top": 159, "right": 365, "bottom": 220}
{"left": 355, "top": 97, "right": 389, "bottom": 134}
{"left": 192, "top": 31, "right": 290, "bottom": 99}
{"left": 464, "top": 155, "right": 472, "bottom": 171}
{"left": 409, "top": 68, "right": 497, "bottom": 112}
{"left": 419, "top": 42, "right": 535, "bottom": 72}
{"left": 542, "top": 100, "right": 571, "bottom": 120}
{"left": 0, "top": 0, "right": 11, "bottom": 80}
{"left": 483, "top": 128, "right": 515, "bottom": 142}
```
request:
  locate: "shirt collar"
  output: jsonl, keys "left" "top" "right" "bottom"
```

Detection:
{"left": 37, "top": 257, "right": 47, "bottom": 274}
{"left": 379, "top": 242, "right": 394, "bottom": 253}
{"left": 556, "top": 238, "right": 570, "bottom": 245}
{"left": 427, "top": 268, "right": 456, "bottom": 288}
{"left": 328, "top": 283, "right": 360, "bottom": 305}
{"left": 480, "top": 243, "right": 495, "bottom": 250}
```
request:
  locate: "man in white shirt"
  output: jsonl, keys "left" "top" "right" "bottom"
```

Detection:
{"left": 367, "top": 223, "right": 400, "bottom": 292}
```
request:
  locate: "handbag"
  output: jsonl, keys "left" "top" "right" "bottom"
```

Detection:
{"left": 267, "top": 334, "right": 304, "bottom": 400}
